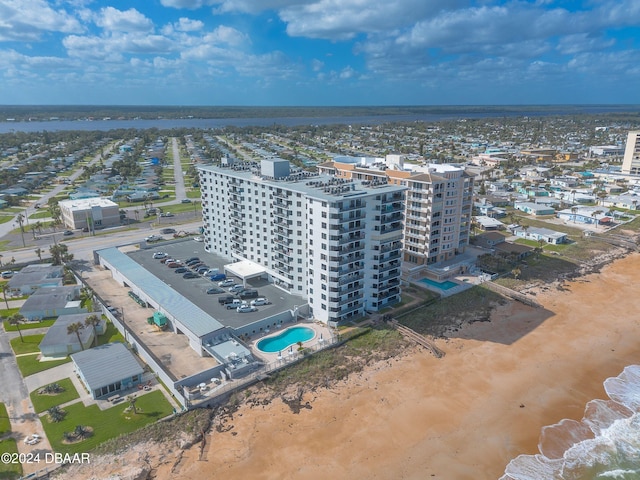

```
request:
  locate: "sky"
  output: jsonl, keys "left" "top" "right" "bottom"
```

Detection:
{"left": 1, "top": 0, "right": 639, "bottom": 106}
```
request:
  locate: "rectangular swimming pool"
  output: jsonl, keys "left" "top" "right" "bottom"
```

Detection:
{"left": 419, "top": 277, "right": 458, "bottom": 290}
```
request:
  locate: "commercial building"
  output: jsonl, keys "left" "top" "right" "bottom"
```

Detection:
{"left": 198, "top": 158, "right": 407, "bottom": 325}
{"left": 58, "top": 197, "right": 120, "bottom": 230}
{"left": 622, "top": 131, "right": 640, "bottom": 175}
{"left": 318, "top": 156, "right": 474, "bottom": 267}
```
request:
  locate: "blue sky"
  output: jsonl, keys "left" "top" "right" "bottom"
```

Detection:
{"left": 1, "top": 0, "right": 639, "bottom": 106}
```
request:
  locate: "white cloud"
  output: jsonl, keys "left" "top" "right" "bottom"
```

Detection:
{"left": 0, "top": 0, "right": 83, "bottom": 41}
{"left": 175, "top": 17, "right": 205, "bottom": 32}
{"left": 311, "top": 58, "right": 324, "bottom": 71}
{"left": 96, "top": 7, "right": 154, "bottom": 33}
{"left": 204, "top": 25, "right": 250, "bottom": 46}
{"left": 160, "top": 0, "right": 217, "bottom": 8}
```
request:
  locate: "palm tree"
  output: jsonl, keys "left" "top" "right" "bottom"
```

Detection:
{"left": 48, "top": 406, "right": 65, "bottom": 423}
{"left": 74, "top": 425, "right": 91, "bottom": 440}
{"left": 34, "top": 247, "right": 43, "bottom": 262}
{"left": 592, "top": 210, "right": 604, "bottom": 229}
{"left": 79, "top": 287, "right": 94, "bottom": 310}
{"left": 67, "top": 322, "right": 85, "bottom": 351}
{"left": 571, "top": 206, "right": 578, "bottom": 223}
{"left": 127, "top": 394, "right": 138, "bottom": 414}
{"left": 511, "top": 267, "right": 521, "bottom": 280}
{"left": 1, "top": 283, "right": 9, "bottom": 309}
{"left": 16, "top": 213, "right": 25, "bottom": 247}
{"left": 84, "top": 314, "right": 100, "bottom": 347}
{"left": 8, "top": 313, "right": 24, "bottom": 342}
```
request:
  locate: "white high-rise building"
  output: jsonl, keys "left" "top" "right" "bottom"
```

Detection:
{"left": 198, "top": 159, "right": 406, "bottom": 325}
{"left": 318, "top": 157, "right": 474, "bottom": 266}
{"left": 621, "top": 131, "right": 640, "bottom": 175}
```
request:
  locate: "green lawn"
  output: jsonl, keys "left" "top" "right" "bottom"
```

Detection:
{"left": 2, "top": 318, "right": 55, "bottom": 331}
{"left": 96, "top": 322, "right": 125, "bottom": 346}
{"left": 30, "top": 378, "right": 80, "bottom": 413}
{"left": 10, "top": 334, "right": 44, "bottom": 355}
{"left": 15, "top": 354, "right": 71, "bottom": 377}
{"left": 0, "top": 403, "right": 10, "bottom": 435}
{"left": 0, "top": 216, "right": 14, "bottom": 225}
{"left": 42, "top": 390, "right": 173, "bottom": 454}
{"left": 0, "top": 439, "right": 22, "bottom": 479}
{"left": 28, "top": 210, "right": 52, "bottom": 219}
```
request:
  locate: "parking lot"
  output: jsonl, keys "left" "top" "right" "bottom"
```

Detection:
{"left": 127, "top": 239, "right": 302, "bottom": 331}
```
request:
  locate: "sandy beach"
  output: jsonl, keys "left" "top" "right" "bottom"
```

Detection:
{"left": 59, "top": 252, "right": 640, "bottom": 480}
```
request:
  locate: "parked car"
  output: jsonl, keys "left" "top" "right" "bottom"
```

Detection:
{"left": 1, "top": 271, "right": 14, "bottom": 279}
{"left": 239, "top": 289, "right": 259, "bottom": 299}
{"left": 193, "top": 236, "right": 204, "bottom": 242}
{"left": 185, "top": 257, "right": 199, "bottom": 264}
{"left": 153, "top": 252, "right": 167, "bottom": 259}
{"left": 250, "top": 298, "right": 270, "bottom": 306}
{"left": 63, "top": 230, "right": 73, "bottom": 236}
{"left": 161, "top": 257, "right": 175, "bottom": 264}
{"left": 237, "top": 305, "right": 257, "bottom": 313}
{"left": 226, "top": 299, "right": 245, "bottom": 310}
{"left": 167, "top": 262, "right": 181, "bottom": 268}
{"left": 218, "top": 295, "right": 235, "bottom": 305}
{"left": 183, "top": 272, "right": 199, "bottom": 279}
{"left": 218, "top": 279, "right": 235, "bottom": 287}
{"left": 196, "top": 266, "right": 210, "bottom": 274}
{"left": 229, "top": 285, "right": 245, "bottom": 293}
{"left": 175, "top": 267, "right": 188, "bottom": 274}
{"left": 160, "top": 228, "right": 176, "bottom": 235}
{"left": 209, "top": 273, "right": 226, "bottom": 281}
{"left": 145, "top": 234, "right": 163, "bottom": 242}
{"left": 186, "top": 259, "right": 201, "bottom": 266}
{"left": 160, "top": 212, "right": 174, "bottom": 217}
{"left": 181, "top": 199, "right": 192, "bottom": 203}
{"left": 206, "top": 287, "right": 225, "bottom": 294}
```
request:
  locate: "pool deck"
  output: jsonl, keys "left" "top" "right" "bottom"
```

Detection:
{"left": 415, "top": 274, "right": 479, "bottom": 297}
{"left": 248, "top": 321, "right": 335, "bottom": 364}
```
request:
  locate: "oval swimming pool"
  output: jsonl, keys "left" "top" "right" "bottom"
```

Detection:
{"left": 256, "top": 326, "right": 315, "bottom": 353}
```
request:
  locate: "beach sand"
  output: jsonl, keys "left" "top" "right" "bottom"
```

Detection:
{"left": 59, "top": 252, "right": 640, "bottom": 480}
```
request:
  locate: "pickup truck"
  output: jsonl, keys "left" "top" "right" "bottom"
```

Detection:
{"left": 225, "top": 299, "right": 245, "bottom": 310}
{"left": 218, "top": 295, "right": 235, "bottom": 305}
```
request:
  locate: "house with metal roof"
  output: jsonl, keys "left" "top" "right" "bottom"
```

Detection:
{"left": 39, "top": 313, "right": 104, "bottom": 358}
{"left": 71, "top": 342, "right": 144, "bottom": 399}
{"left": 7, "top": 264, "right": 64, "bottom": 295}
{"left": 19, "top": 285, "right": 85, "bottom": 321}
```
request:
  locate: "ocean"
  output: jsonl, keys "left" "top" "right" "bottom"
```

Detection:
{"left": 501, "top": 365, "right": 640, "bottom": 479}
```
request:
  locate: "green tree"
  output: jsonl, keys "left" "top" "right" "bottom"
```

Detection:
{"left": 8, "top": 313, "right": 24, "bottom": 342}
{"left": 511, "top": 267, "right": 521, "bottom": 280}
{"left": 35, "top": 247, "right": 43, "bottom": 262}
{"left": 84, "top": 314, "right": 100, "bottom": 347}
{"left": 49, "top": 244, "right": 73, "bottom": 265}
{"left": 16, "top": 213, "right": 26, "bottom": 247}
{"left": 67, "top": 322, "right": 85, "bottom": 351}
{"left": 1, "top": 283, "right": 9, "bottom": 310}
{"left": 127, "top": 394, "right": 138, "bottom": 414}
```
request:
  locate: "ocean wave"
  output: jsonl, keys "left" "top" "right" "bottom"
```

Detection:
{"left": 500, "top": 365, "right": 640, "bottom": 480}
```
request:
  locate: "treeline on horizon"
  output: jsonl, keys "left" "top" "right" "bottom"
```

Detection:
{"left": 1, "top": 104, "right": 640, "bottom": 123}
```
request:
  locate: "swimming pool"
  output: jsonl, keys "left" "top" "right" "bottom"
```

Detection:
{"left": 419, "top": 277, "right": 458, "bottom": 290}
{"left": 256, "top": 326, "right": 315, "bottom": 353}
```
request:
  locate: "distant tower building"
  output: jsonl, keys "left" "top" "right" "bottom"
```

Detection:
{"left": 621, "top": 131, "right": 640, "bottom": 175}
{"left": 198, "top": 159, "right": 406, "bottom": 325}
{"left": 318, "top": 156, "right": 474, "bottom": 266}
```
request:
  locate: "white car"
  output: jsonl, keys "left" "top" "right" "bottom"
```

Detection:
{"left": 250, "top": 298, "right": 270, "bottom": 306}
{"left": 237, "top": 305, "right": 257, "bottom": 313}
{"left": 145, "top": 234, "right": 163, "bottom": 242}
{"left": 153, "top": 252, "right": 167, "bottom": 259}
{"left": 193, "top": 236, "right": 204, "bottom": 242}
{"left": 218, "top": 279, "right": 235, "bottom": 287}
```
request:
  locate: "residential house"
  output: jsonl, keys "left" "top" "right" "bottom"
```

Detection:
{"left": 513, "top": 226, "right": 567, "bottom": 245}
{"left": 514, "top": 202, "right": 555, "bottom": 216}
{"left": 19, "top": 285, "right": 85, "bottom": 321}
{"left": 39, "top": 313, "right": 104, "bottom": 358}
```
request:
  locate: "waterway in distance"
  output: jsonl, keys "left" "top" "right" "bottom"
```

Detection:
{"left": 2, "top": 105, "right": 640, "bottom": 133}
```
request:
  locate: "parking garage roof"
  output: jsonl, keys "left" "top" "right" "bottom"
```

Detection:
{"left": 97, "top": 247, "right": 224, "bottom": 337}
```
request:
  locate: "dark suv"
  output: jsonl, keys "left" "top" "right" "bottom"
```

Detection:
{"left": 238, "top": 289, "right": 259, "bottom": 299}
{"left": 218, "top": 295, "right": 235, "bottom": 305}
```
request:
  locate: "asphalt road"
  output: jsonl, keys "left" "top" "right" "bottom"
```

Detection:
{"left": 0, "top": 328, "right": 31, "bottom": 425}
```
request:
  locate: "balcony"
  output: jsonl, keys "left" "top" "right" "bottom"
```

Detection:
{"left": 378, "top": 261, "right": 400, "bottom": 273}
{"left": 338, "top": 223, "right": 364, "bottom": 234}
{"left": 380, "top": 212, "right": 404, "bottom": 224}
{"left": 273, "top": 218, "right": 290, "bottom": 228}
{"left": 339, "top": 201, "right": 365, "bottom": 212}
{"left": 339, "top": 233, "right": 365, "bottom": 245}
{"left": 274, "top": 245, "right": 294, "bottom": 257}
{"left": 339, "top": 272, "right": 364, "bottom": 285}
{"left": 274, "top": 237, "right": 292, "bottom": 248}
{"left": 273, "top": 190, "right": 290, "bottom": 200}
{"left": 381, "top": 202, "right": 404, "bottom": 213}
{"left": 273, "top": 209, "right": 291, "bottom": 219}
{"left": 273, "top": 198, "right": 291, "bottom": 208}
